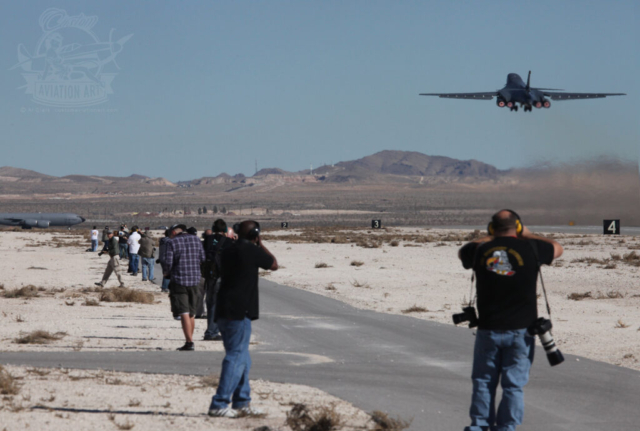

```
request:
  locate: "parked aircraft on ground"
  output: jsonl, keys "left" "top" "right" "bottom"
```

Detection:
{"left": 0, "top": 213, "right": 85, "bottom": 229}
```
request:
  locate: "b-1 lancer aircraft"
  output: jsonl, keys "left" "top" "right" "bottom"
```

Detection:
{"left": 0, "top": 213, "right": 85, "bottom": 229}
{"left": 420, "top": 71, "right": 626, "bottom": 112}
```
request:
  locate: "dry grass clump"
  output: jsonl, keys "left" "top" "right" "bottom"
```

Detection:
{"left": 325, "top": 283, "right": 337, "bottom": 291}
{"left": 401, "top": 305, "right": 428, "bottom": 314}
{"left": 615, "top": 319, "right": 631, "bottom": 329}
{"left": 571, "top": 257, "right": 610, "bottom": 265}
{"left": 99, "top": 288, "right": 154, "bottom": 304}
{"left": 3, "top": 285, "right": 44, "bottom": 298}
{"left": 285, "top": 403, "right": 343, "bottom": 431}
{"left": 568, "top": 290, "right": 624, "bottom": 300}
{"left": 315, "top": 262, "right": 330, "bottom": 269}
{"left": 568, "top": 292, "right": 592, "bottom": 301}
{"left": 350, "top": 260, "right": 364, "bottom": 267}
{"left": 0, "top": 365, "right": 21, "bottom": 395}
{"left": 369, "top": 410, "right": 411, "bottom": 430}
{"left": 83, "top": 298, "right": 101, "bottom": 306}
{"left": 14, "top": 330, "right": 67, "bottom": 344}
{"left": 389, "top": 240, "right": 399, "bottom": 247}
{"left": 350, "top": 279, "right": 370, "bottom": 288}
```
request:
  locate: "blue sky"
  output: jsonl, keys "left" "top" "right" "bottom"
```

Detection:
{"left": 1, "top": 1, "right": 637, "bottom": 181}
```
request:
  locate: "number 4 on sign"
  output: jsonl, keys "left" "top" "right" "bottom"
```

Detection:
{"left": 603, "top": 220, "right": 620, "bottom": 235}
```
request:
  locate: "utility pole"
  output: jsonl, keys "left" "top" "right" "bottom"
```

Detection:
{"left": 255, "top": 159, "right": 258, "bottom": 175}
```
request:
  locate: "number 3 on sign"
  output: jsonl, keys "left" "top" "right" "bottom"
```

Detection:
{"left": 372, "top": 220, "right": 382, "bottom": 229}
{"left": 603, "top": 220, "right": 620, "bottom": 235}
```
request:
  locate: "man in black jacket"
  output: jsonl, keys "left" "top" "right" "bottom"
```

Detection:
{"left": 208, "top": 221, "right": 277, "bottom": 418}
{"left": 202, "top": 219, "right": 232, "bottom": 341}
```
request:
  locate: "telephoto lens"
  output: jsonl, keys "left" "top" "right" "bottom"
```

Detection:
{"left": 528, "top": 317, "right": 564, "bottom": 366}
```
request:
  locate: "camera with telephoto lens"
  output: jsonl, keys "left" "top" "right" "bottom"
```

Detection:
{"left": 528, "top": 317, "right": 564, "bottom": 366}
{"left": 452, "top": 306, "right": 479, "bottom": 328}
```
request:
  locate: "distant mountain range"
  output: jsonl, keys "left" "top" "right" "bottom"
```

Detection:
{"left": 0, "top": 166, "right": 175, "bottom": 187}
{"left": 1, "top": 151, "right": 506, "bottom": 191}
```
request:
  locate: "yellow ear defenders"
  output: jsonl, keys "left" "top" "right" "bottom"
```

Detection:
{"left": 487, "top": 209, "right": 523, "bottom": 235}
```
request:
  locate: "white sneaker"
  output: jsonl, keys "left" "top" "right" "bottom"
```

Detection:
{"left": 208, "top": 407, "right": 238, "bottom": 418}
{"left": 237, "top": 405, "right": 265, "bottom": 416}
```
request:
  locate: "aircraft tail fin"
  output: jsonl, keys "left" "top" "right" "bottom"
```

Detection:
{"left": 526, "top": 71, "right": 531, "bottom": 91}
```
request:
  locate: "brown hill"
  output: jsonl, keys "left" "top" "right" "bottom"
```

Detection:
{"left": 310, "top": 150, "right": 502, "bottom": 183}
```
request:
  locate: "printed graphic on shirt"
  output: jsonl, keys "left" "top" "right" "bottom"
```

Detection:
{"left": 486, "top": 249, "right": 515, "bottom": 276}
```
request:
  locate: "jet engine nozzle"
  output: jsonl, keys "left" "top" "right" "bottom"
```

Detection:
{"left": 543, "top": 99, "right": 551, "bottom": 108}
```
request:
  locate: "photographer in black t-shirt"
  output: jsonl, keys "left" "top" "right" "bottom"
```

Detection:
{"left": 208, "top": 220, "right": 278, "bottom": 418}
{"left": 458, "top": 210, "right": 563, "bottom": 431}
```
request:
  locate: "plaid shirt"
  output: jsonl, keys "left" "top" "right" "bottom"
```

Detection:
{"left": 164, "top": 233, "right": 205, "bottom": 286}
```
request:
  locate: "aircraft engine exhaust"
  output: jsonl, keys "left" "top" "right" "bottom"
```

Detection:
{"left": 535, "top": 102, "right": 542, "bottom": 108}
{"left": 543, "top": 100, "right": 551, "bottom": 108}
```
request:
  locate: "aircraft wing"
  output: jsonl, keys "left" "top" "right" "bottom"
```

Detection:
{"left": 419, "top": 92, "right": 496, "bottom": 100}
{"left": 542, "top": 91, "right": 626, "bottom": 101}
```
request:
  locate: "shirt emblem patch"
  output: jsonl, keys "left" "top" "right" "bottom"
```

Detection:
{"left": 486, "top": 250, "right": 515, "bottom": 276}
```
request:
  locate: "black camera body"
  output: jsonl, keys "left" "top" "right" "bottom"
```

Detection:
{"left": 528, "top": 317, "right": 564, "bottom": 366}
{"left": 452, "top": 306, "right": 479, "bottom": 328}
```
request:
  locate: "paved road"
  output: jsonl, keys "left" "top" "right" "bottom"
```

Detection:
{"left": 1, "top": 279, "right": 639, "bottom": 430}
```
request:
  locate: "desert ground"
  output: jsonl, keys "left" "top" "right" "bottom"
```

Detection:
{"left": 0, "top": 227, "right": 639, "bottom": 429}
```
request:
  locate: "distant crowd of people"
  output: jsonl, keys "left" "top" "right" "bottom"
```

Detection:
{"left": 93, "top": 224, "right": 157, "bottom": 287}
{"left": 90, "top": 218, "right": 277, "bottom": 418}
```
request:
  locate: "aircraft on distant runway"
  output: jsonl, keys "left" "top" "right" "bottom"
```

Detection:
{"left": 420, "top": 71, "right": 626, "bottom": 112}
{"left": 0, "top": 213, "right": 85, "bottom": 229}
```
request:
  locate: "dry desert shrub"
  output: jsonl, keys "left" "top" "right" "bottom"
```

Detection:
{"left": 615, "top": 319, "right": 631, "bottom": 329}
{"left": 571, "top": 256, "right": 609, "bottom": 265}
{"left": 285, "top": 403, "right": 343, "bottom": 431}
{"left": 622, "top": 251, "right": 640, "bottom": 266}
{"left": 14, "top": 330, "right": 67, "bottom": 344}
{"left": 350, "top": 279, "right": 370, "bottom": 288}
{"left": 350, "top": 260, "right": 364, "bottom": 267}
{"left": 0, "top": 365, "right": 21, "bottom": 395}
{"left": 369, "top": 410, "right": 411, "bottom": 430}
{"left": 389, "top": 240, "right": 399, "bottom": 247}
{"left": 600, "top": 290, "right": 624, "bottom": 299}
{"left": 99, "top": 288, "right": 154, "bottom": 304}
{"left": 3, "top": 285, "right": 44, "bottom": 299}
{"left": 315, "top": 262, "right": 330, "bottom": 269}
{"left": 325, "top": 283, "right": 336, "bottom": 291}
{"left": 83, "top": 298, "right": 100, "bottom": 306}
{"left": 402, "top": 305, "right": 428, "bottom": 314}
{"left": 568, "top": 292, "right": 592, "bottom": 301}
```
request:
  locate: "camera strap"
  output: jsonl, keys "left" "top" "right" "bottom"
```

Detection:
{"left": 468, "top": 244, "right": 481, "bottom": 307}
{"left": 529, "top": 240, "right": 552, "bottom": 317}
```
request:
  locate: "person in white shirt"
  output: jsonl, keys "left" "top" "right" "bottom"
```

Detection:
{"left": 127, "top": 226, "right": 142, "bottom": 276}
{"left": 90, "top": 226, "right": 99, "bottom": 252}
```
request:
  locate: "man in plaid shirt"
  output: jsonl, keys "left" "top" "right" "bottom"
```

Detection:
{"left": 164, "top": 224, "right": 206, "bottom": 351}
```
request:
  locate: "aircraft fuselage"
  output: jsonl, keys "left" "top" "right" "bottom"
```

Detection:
{"left": 0, "top": 213, "right": 85, "bottom": 229}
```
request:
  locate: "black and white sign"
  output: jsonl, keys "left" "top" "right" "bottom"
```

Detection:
{"left": 371, "top": 219, "right": 382, "bottom": 229}
{"left": 603, "top": 219, "right": 620, "bottom": 235}
{"left": 281, "top": 222, "right": 289, "bottom": 229}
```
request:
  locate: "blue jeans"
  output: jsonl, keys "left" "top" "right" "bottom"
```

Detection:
{"left": 91, "top": 239, "right": 98, "bottom": 252}
{"left": 161, "top": 277, "right": 170, "bottom": 291}
{"left": 120, "top": 243, "right": 129, "bottom": 259}
{"left": 129, "top": 253, "right": 139, "bottom": 274}
{"left": 204, "top": 278, "right": 220, "bottom": 337}
{"left": 141, "top": 257, "right": 155, "bottom": 280}
{"left": 466, "top": 329, "right": 535, "bottom": 431}
{"left": 210, "top": 317, "right": 252, "bottom": 410}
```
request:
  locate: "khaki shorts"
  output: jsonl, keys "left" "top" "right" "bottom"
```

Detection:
{"left": 169, "top": 281, "right": 198, "bottom": 317}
